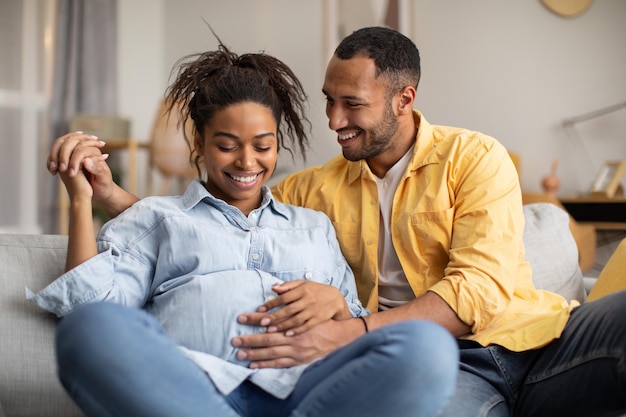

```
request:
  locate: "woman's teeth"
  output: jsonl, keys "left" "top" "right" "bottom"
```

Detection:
{"left": 229, "top": 173, "right": 258, "bottom": 183}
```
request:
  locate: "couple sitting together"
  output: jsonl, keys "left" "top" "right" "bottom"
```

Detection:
{"left": 31, "top": 26, "right": 626, "bottom": 417}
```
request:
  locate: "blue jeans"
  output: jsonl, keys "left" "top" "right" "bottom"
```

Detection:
{"left": 441, "top": 290, "right": 626, "bottom": 417}
{"left": 55, "top": 302, "right": 458, "bottom": 417}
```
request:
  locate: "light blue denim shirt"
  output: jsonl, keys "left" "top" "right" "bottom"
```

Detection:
{"left": 28, "top": 180, "right": 367, "bottom": 399}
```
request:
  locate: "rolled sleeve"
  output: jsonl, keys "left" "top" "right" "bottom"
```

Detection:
{"left": 27, "top": 243, "right": 152, "bottom": 317}
{"left": 430, "top": 142, "right": 524, "bottom": 333}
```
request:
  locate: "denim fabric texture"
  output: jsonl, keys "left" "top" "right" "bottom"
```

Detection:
{"left": 56, "top": 303, "right": 459, "bottom": 417}
{"left": 440, "top": 290, "right": 626, "bottom": 417}
{"left": 29, "top": 181, "right": 367, "bottom": 398}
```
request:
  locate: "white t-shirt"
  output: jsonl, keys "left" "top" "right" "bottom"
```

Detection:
{"left": 375, "top": 145, "right": 416, "bottom": 310}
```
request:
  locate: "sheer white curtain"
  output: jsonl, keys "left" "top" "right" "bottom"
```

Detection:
{"left": 43, "top": 0, "right": 118, "bottom": 233}
{"left": 0, "top": 0, "right": 118, "bottom": 234}
{"left": 0, "top": 0, "right": 55, "bottom": 233}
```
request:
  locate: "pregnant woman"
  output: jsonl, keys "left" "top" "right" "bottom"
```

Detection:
{"left": 30, "top": 37, "right": 457, "bottom": 417}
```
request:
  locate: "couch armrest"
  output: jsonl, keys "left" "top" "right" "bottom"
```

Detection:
{"left": 0, "top": 233, "right": 84, "bottom": 417}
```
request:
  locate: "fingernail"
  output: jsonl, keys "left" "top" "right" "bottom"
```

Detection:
{"left": 238, "top": 315, "right": 248, "bottom": 324}
{"left": 49, "top": 161, "right": 56, "bottom": 170}
{"left": 90, "top": 135, "right": 99, "bottom": 139}
{"left": 232, "top": 337, "right": 242, "bottom": 347}
{"left": 257, "top": 306, "right": 267, "bottom": 313}
{"left": 102, "top": 153, "right": 110, "bottom": 160}
{"left": 268, "top": 326, "right": 277, "bottom": 333}
{"left": 285, "top": 331, "right": 294, "bottom": 337}
{"left": 249, "top": 362, "right": 258, "bottom": 369}
{"left": 59, "top": 162, "right": 67, "bottom": 171}
{"left": 260, "top": 318, "right": 270, "bottom": 326}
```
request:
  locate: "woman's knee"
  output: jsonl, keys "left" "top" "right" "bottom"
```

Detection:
{"left": 55, "top": 302, "right": 149, "bottom": 370}
{"left": 377, "top": 320, "right": 459, "bottom": 380}
{"left": 57, "top": 302, "right": 123, "bottom": 344}
{"left": 383, "top": 320, "right": 457, "bottom": 355}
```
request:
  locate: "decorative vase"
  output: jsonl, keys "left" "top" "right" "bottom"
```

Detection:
{"left": 541, "top": 159, "right": 560, "bottom": 195}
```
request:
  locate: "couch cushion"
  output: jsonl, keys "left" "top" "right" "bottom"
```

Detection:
{"left": 523, "top": 203, "right": 585, "bottom": 303}
{"left": 0, "top": 233, "right": 83, "bottom": 417}
{"left": 0, "top": 205, "right": 583, "bottom": 416}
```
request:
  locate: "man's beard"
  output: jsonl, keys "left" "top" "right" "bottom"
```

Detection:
{"left": 343, "top": 102, "right": 398, "bottom": 162}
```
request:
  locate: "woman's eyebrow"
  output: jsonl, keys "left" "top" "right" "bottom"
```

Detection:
{"left": 212, "top": 131, "right": 275, "bottom": 140}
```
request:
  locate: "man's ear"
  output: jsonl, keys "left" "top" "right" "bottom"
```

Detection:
{"left": 397, "top": 86, "right": 416, "bottom": 115}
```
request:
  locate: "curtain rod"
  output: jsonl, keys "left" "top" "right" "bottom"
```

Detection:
{"left": 562, "top": 101, "right": 626, "bottom": 127}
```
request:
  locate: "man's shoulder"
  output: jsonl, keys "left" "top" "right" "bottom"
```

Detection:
{"left": 293, "top": 154, "right": 350, "bottom": 180}
{"left": 427, "top": 123, "right": 507, "bottom": 163}
{"left": 271, "top": 154, "right": 354, "bottom": 208}
{"left": 272, "top": 199, "right": 334, "bottom": 226}
{"left": 431, "top": 123, "right": 500, "bottom": 146}
{"left": 275, "top": 155, "right": 349, "bottom": 189}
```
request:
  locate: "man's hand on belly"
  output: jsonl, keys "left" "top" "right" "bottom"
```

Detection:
{"left": 231, "top": 318, "right": 364, "bottom": 369}
{"left": 237, "top": 280, "right": 351, "bottom": 337}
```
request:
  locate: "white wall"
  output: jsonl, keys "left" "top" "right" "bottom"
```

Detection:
{"left": 118, "top": 0, "right": 626, "bottom": 196}
{"left": 411, "top": 0, "right": 626, "bottom": 195}
{"left": 118, "top": 0, "right": 166, "bottom": 144}
{"left": 118, "top": 0, "right": 332, "bottom": 188}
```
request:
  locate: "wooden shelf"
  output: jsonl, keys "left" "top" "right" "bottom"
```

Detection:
{"left": 560, "top": 196, "right": 626, "bottom": 230}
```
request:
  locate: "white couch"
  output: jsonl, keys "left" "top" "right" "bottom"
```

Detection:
{"left": 0, "top": 203, "right": 587, "bottom": 417}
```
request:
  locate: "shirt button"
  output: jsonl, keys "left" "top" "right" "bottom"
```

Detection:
{"left": 252, "top": 253, "right": 260, "bottom": 260}
{"left": 304, "top": 272, "right": 313, "bottom": 279}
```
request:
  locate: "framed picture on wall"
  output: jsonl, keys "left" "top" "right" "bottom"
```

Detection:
{"left": 589, "top": 161, "right": 626, "bottom": 198}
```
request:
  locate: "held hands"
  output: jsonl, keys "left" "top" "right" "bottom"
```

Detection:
{"left": 231, "top": 280, "right": 360, "bottom": 369}
{"left": 232, "top": 318, "right": 365, "bottom": 369}
{"left": 48, "top": 132, "right": 114, "bottom": 202}
{"left": 237, "top": 280, "right": 352, "bottom": 337}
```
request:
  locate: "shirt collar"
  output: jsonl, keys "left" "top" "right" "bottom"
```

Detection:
{"left": 347, "top": 160, "right": 369, "bottom": 184}
{"left": 181, "top": 180, "right": 289, "bottom": 219}
{"left": 409, "top": 110, "right": 440, "bottom": 171}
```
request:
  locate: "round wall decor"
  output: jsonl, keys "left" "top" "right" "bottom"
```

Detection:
{"left": 541, "top": 0, "right": 594, "bottom": 17}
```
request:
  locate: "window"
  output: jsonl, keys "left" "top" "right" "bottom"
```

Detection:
{"left": 0, "top": 0, "right": 55, "bottom": 233}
